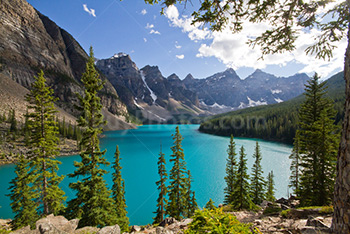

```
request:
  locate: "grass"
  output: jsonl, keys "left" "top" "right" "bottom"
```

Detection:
{"left": 280, "top": 206, "right": 333, "bottom": 218}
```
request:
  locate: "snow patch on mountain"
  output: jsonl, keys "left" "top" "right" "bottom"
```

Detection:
{"left": 271, "top": 89, "right": 282, "bottom": 94}
{"left": 140, "top": 71, "right": 157, "bottom": 103}
{"left": 274, "top": 98, "right": 283, "bottom": 103}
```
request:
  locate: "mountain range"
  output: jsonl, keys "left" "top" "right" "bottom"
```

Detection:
{"left": 0, "top": 0, "right": 309, "bottom": 126}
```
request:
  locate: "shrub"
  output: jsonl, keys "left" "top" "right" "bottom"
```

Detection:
{"left": 185, "top": 208, "right": 255, "bottom": 234}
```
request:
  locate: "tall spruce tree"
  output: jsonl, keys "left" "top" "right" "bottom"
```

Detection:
{"left": 231, "top": 146, "right": 253, "bottom": 210}
{"left": 185, "top": 170, "right": 197, "bottom": 217}
{"left": 289, "top": 135, "right": 301, "bottom": 197}
{"left": 224, "top": 135, "right": 237, "bottom": 205}
{"left": 66, "top": 47, "right": 117, "bottom": 227}
{"left": 8, "top": 154, "right": 38, "bottom": 229}
{"left": 250, "top": 142, "right": 266, "bottom": 205}
{"left": 167, "top": 126, "right": 188, "bottom": 220}
{"left": 204, "top": 198, "right": 216, "bottom": 210}
{"left": 266, "top": 171, "right": 276, "bottom": 202}
{"left": 153, "top": 144, "right": 167, "bottom": 224}
{"left": 297, "top": 73, "right": 339, "bottom": 206}
{"left": 25, "top": 70, "right": 65, "bottom": 215}
{"left": 112, "top": 146, "right": 129, "bottom": 232}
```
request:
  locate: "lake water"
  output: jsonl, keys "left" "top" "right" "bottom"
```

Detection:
{"left": 0, "top": 125, "right": 292, "bottom": 225}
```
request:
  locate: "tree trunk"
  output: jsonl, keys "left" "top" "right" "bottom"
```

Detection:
{"left": 332, "top": 16, "right": 350, "bottom": 233}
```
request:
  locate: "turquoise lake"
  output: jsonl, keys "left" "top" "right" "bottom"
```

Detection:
{"left": 0, "top": 124, "right": 292, "bottom": 225}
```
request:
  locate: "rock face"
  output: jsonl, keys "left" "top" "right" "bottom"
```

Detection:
{"left": 0, "top": 0, "right": 132, "bottom": 129}
{"left": 96, "top": 54, "right": 204, "bottom": 123}
{"left": 97, "top": 54, "right": 308, "bottom": 122}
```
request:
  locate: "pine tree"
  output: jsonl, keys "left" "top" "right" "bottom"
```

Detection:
{"left": 250, "top": 142, "right": 266, "bottom": 205}
{"left": 112, "top": 146, "right": 129, "bottom": 232}
{"left": 266, "top": 171, "right": 276, "bottom": 202}
{"left": 224, "top": 135, "right": 237, "bottom": 205}
{"left": 153, "top": 144, "right": 167, "bottom": 224}
{"left": 231, "top": 146, "right": 253, "bottom": 210}
{"left": 25, "top": 70, "right": 65, "bottom": 215}
{"left": 167, "top": 126, "right": 188, "bottom": 220}
{"left": 289, "top": 135, "right": 301, "bottom": 197}
{"left": 185, "top": 170, "right": 197, "bottom": 217}
{"left": 297, "top": 73, "right": 339, "bottom": 206}
{"left": 204, "top": 198, "right": 216, "bottom": 210}
{"left": 66, "top": 47, "right": 117, "bottom": 227}
{"left": 7, "top": 154, "right": 38, "bottom": 229}
{"left": 9, "top": 109, "right": 17, "bottom": 133}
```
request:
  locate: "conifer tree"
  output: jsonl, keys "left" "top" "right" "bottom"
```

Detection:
{"left": 266, "top": 171, "right": 276, "bottom": 202}
{"left": 224, "top": 135, "right": 237, "bottom": 205}
{"left": 112, "top": 146, "right": 129, "bottom": 232}
{"left": 25, "top": 70, "right": 65, "bottom": 215}
{"left": 289, "top": 135, "right": 301, "bottom": 197}
{"left": 8, "top": 154, "right": 38, "bottom": 229}
{"left": 297, "top": 74, "right": 339, "bottom": 206}
{"left": 185, "top": 170, "right": 197, "bottom": 217}
{"left": 231, "top": 146, "right": 253, "bottom": 210}
{"left": 66, "top": 47, "right": 117, "bottom": 227}
{"left": 167, "top": 126, "right": 188, "bottom": 220}
{"left": 204, "top": 198, "right": 216, "bottom": 210}
{"left": 250, "top": 142, "right": 266, "bottom": 205}
{"left": 153, "top": 144, "right": 167, "bottom": 224}
{"left": 10, "top": 109, "right": 17, "bottom": 133}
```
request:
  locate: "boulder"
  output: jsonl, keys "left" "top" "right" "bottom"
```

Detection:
{"left": 36, "top": 214, "right": 78, "bottom": 233}
{"left": 37, "top": 222, "right": 69, "bottom": 234}
{"left": 276, "top": 197, "right": 289, "bottom": 205}
{"left": 179, "top": 218, "right": 192, "bottom": 228}
{"left": 130, "top": 225, "right": 141, "bottom": 232}
{"left": 11, "top": 225, "right": 38, "bottom": 234}
{"left": 96, "top": 224, "right": 120, "bottom": 234}
{"left": 159, "top": 217, "right": 177, "bottom": 227}
{"left": 306, "top": 217, "right": 329, "bottom": 228}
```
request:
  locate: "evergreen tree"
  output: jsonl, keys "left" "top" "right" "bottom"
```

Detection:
{"left": 167, "top": 126, "right": 188, "bottom": 220}
{"left": 112, "top": 146, "right": 129, "bottom": 232}
{"left": 204, "top": 198, "right": 216, "bottom": 210}
{"left": 153, "top": 144, "right": 167, "bottom": 224}
{"left": 9, "top": 109, "right": 17, "bottom": 133}
{"left": 231, "top": 146, "right": 253, "bottom": 210}
{"left": 266, "top": 171, "right": 276, "bottom": 202}
{"left": 8, "top": 154, "right": 38, "bottom": 229}
{"left": 66, "top": 47, "right": 117, "bottom": 227}
{"left": 250, "top": 142, "right": 266, "bottom": 205}
{"left": 185, "top": 170, "right": 197, "bottom": 217}
{"left": 224, "top": 135, "right": 237, "bottom": 205}
{"left": 289, "top": 135, "right": 301, "bottom": 197}
{"left": 25, "top": 70, "right": 65, "bottom": 215}
{"left": 297, "top": 74, "right": 339, "bottom": 206}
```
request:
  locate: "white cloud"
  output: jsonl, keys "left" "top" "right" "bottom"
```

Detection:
{"left": 150, "top": 29, "right": 161, "bottom": 35}
{"left": 143, "top": 38, "right": 147, "bottom": 42}
{"left": 141, "top": 9, "right": 147, "bottom": 15}
{"left": 164, "top": 5, "right": 211, "bottom": 41}
{"left": 175, "top": 41, "right": 182, "bottom": 49}
{"left": 165, "top": 5, "right": 346, "bottom": 78}
{"left": 176, "top": 54, "right": 185, "bottom": 59}
{"left": 83, "top": 4, "right": 96, "bottom": 17}
{"left": 146, "top": 23, "right": 154, "bottom": 29}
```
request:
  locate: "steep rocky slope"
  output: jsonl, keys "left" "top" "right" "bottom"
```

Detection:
{"left": 0, "top": 0, "right": 132, "bottom": 129}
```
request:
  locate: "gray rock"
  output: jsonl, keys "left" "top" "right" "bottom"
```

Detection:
{"left": 306, "top": 217, "right": 329, "bottom": 228}
{"left": 35, "top": 214, "right": 78, "bottom": 233}
{"left": 130, "top": 225, "right": 141, "bottom": 232}
{"left": 12, "top": 225, "right": 38, "bottom": 234}
{"left": 38, "top": 222, "right": 69, "bottom": 234}
{"left": 96, "top": 224, "right": 120, "bottom": 234}
{"left": 159, "top": 217, "right": 178, "bottom": 227}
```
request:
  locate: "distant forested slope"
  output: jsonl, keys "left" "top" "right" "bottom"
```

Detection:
{"left": 199, "top": 72, "right": 345, "bottom": 144}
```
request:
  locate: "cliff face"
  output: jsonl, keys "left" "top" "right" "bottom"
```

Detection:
{"left": 0, "top": 0, "right": 129, "bottom": 122}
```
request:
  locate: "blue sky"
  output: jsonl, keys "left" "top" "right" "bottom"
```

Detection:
{"left": 27, "top": 0, "right": 345, "bottom": 80}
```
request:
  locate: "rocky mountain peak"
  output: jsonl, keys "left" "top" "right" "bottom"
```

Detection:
{"left": 167, "top": 73, "right": 181, "bottom": 82}
{"left": 184, "top": 73, "right": 195, "bottom": 81}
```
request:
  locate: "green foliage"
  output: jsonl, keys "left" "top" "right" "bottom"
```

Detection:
{"left": 231, "top": 146, "right": 254, "bottom": 210}
{"left": 25, "top": 70, "right": 65, "bottom": 215}
{"left": 250, "top": 142, "right": 266, "bottom": 205}
{"left": 66, "top": 47, "right": 117, "bottom": 227}
{"left": 185, "top": 208, "right": 252, "bottom": 234}
{"left": 266, "top": 171, "right": 275, "bottom": 202}
{"left": 263, "top": 204, "right": 282, "bottom": 215}
{"left": 167, "top": 126, "right": 190, "bottom": 220}
{"left": 289, "top": 135, "right": 301, "bottom": 196}
{"left": 7, "top": 154, "right": 38, "bottom": 229}
{"left": 185, "top": 170, "right": 198, "bottom": 217}
{"left": 199, "top": 72, "right": 344, "bottom": 144}
{"left": 153, "top": 144, "right": 168, "bottom": 224}
{"left": 112, "top": 146, "right": 129, "bottom": 232}
{"left": 224, "top": 135, "right": 237, "bottom": 205}
{"left": 297, "top": 74, "right": 339, "bottom": 206}
{"left": 204, "top": 198, "right": 216, "bottom": 210}
{"left": 281, "top": 206, "right": 334, "bottom": 218}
